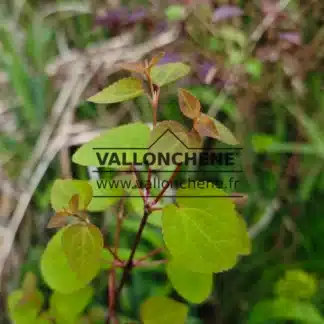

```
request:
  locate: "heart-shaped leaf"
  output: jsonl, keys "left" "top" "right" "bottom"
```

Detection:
{"left": 62, "top": 224, "right": 103, "bottom": 282}
{"left": 51, "top": 180, "right": 92, "bottom": 212}
{"left": 41, "top": 229, "right": 93, "bottom": 293}
{"left": 162, "top": 183, "right": 251, "bottom": 273}
{"left": 167, "top": 260, "right": 213, "bottom": 303}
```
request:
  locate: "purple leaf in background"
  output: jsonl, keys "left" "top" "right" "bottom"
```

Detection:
{"left": 279, "top": 32, "right": 301, "bottom": 45}
{"left": 95, "top": 7, "right": 149, "bottom": 30}
{"left": 157, "top": 53, "right": 182, "bottom": 65}
{"left": 196, "top": 61, "right": 216, "bottom": 84}
{"left": 212, "top": 5, "right": 243, "bottom": 23}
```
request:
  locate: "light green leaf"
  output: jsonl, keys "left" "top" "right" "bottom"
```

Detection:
{"left": 148, "top": 120, "right": 190, "bottom": 169}
{"left": 50, "top": 286, "right": 93, "bottom": 322}
{"left": 165, "top": 5, "right": 186, "bottom": 21}
{"left": 140, "top": 296, "right": 188, "bottom": 324}
{"left": 41, "top": 229, "right": 96, "bottom": 293}
{"left": 167, "top": 260, "right": 212, "bottom": 303}
{"left": 147, "top": 210, "right": 162, "bottom": 227}
{"left": 87, "top": 77, "right": 144, "bottom": 104}
{"left": 87, "top": 180, "right": 123, "bottom": 212}
{"left": 212, "top": 118, "right": 239, "bottom": 145}
{"left": 126, "top": 189, "right": 145, "bottom": 216}
{"left": 72, "top": 123, "right": 150, "bottom": 169}
{"left": 275, "top": 270, "right": 317, "bottom": 300}
{"left": 151, "top": 63, "right": 191, "bottom": 87}
{"left": 248, "top": 298, "right": 324, "bottom": 324}
{"left": 251, "top": 134, "right": 276, "bottom": 152}
{"left": 8, "top": 290, "right": 42, "bottom": 324}
{"left": 51, "top": 180, "right": 92, "bottom": 211}
{"left": 162, "top": 183, "right": 251, "bottom": 273}
{"left": 62, "top": 224, "right": 103, "bottom": 282}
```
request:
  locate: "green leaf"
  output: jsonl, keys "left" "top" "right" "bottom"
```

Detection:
{"left": 87, "top": 180, "right": 123, "bottom": 212}
{"left": 251, "top": 134, "right": 276, "bottom": 152}
{"left": 246, "top": 58, "right": 263, "bottom": 79}
{"left": 151, "top": 63, "right": 191, "bottom": 87}
{"left": 167, "top": 260, "right": 212, "bottom": 303}
{"left": 51, "top": 180, "right": 92, "bottom": 211}
{"left": 126, "top": 188, "right": 145, "bottom": 216}
{"left": 41, "top": 229, "right": 95, "bottom": 293}
{"left": 87, "top": 77, "right": 144, "bottom": 104}
{"left": 212, "top": 118, "right": 239, "bottom": 145}
{"left": 248, "top": 298, "right": 324, "bottom": 324}
{"left": 140, "top": 296, "right": 188, "bottom": 324}
{"left": 275, "top": 270, "right": 317, "bottom": 300}
{"left": 50, "top": 286, "right": 93, "bottom": 322}
{"left": 165, "top": 5, "right": 186, "bottom": 21}
{"left": 72, "top": 123, "right": 150, "bottom": 169}
{"left": 62, "top": 224, "right": 103, "bottom": 282}
{"left": 8, "top": 290, "right": 42, "bottom": 324}
{"left": 162, "top": 183, "right": 251, "bottom": 273}
{"left": 147, "top": 210, "right": 162, "bottom": 227}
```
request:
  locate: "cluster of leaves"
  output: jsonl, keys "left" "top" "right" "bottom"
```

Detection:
{"left": 8, "top": 272, "right": 103, "bottom": 323}
{"left": 248, "top": 269, "right": 324, "bottom": 324}
{"left": 8, "top": 53, "right": 251, "bottom": 323}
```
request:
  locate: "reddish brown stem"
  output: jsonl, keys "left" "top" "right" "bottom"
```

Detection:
{"left": 136, "top": 247, "right": 164, "bottom": 262}
{"left": 151, "top": 164, "right": 182, "bottom": 206}
{"left": 108, "top": 269, "right": 117, "bottom": 324}
{"left": 130, "top": 165, "right": 145, "bottom": 202}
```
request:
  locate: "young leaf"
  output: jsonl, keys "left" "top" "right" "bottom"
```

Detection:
{"left": 88, "top": 77, "right": 144, "bottom": 104}
{"left": 47, "top": 212, "right": 69, "bottom": 229}
{"left": 194, "top": 114, "right": 239, "bottom": 145}
{"left": 148, "top": 52, "right": 165, "bottom": 70}
{"left": 118, "top": 62, "right": 146, "bottom": 74}
{"left": 51, "top": 180, "right": 92, "bottom": 212}
{"left": 162, "top": 183, "right": 251, "bottom": 273}
{"left": 140, "top": 296, "right": 188, "bottom": 324}
{"left": 151, "top": 62, "right": 191, "bottom": 86}
{"left": 50, "top": 286, "right": 93, "bottom": 322}
{"left": 41, "top": 229, "right": 93, "bottom": 293}
{"left": 194, "top": 113, "right": 219, "bottom": 138}
{"left": 62, "top": 224, "right": 103, "bottom": 282}
{"left": 72, "top": 123, "right": 150, "bottom": 169}
{"left": 167, "top": 260, "right": 213, "bottom": 303}
{"left": 69, "top": 194, "right": 79, "bottom": 214}
{"left": 213, "top": 118, "right": 239, "bottom": 145}
{"left": 178, "top": 89, "right": 201, "bottom": 119}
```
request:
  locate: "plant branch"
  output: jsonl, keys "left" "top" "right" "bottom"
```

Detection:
{"left": 150, "top": 164, "right": 182, "bottom": 206}
{"left": 115, "top": 209, "right": 151, "bottom": 296}
{"left": 136, "top": 247, "right": 164, "bottom": 262}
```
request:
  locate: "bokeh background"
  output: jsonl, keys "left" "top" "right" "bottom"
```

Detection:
{"left": 0, "top": 0, "right": 324, "bottom": 323}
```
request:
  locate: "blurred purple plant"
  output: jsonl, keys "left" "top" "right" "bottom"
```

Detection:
{"left": 279, "top": 32, "right": 301, "bottom": 45}
{"left": 95, "top": 7, "right": 151, "bottom": 34}
{"left": 212, "top": 5, "right": 243, "bottom": 23}
{"left": 157, "top": 53, "right": 182, "bottom": 65}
